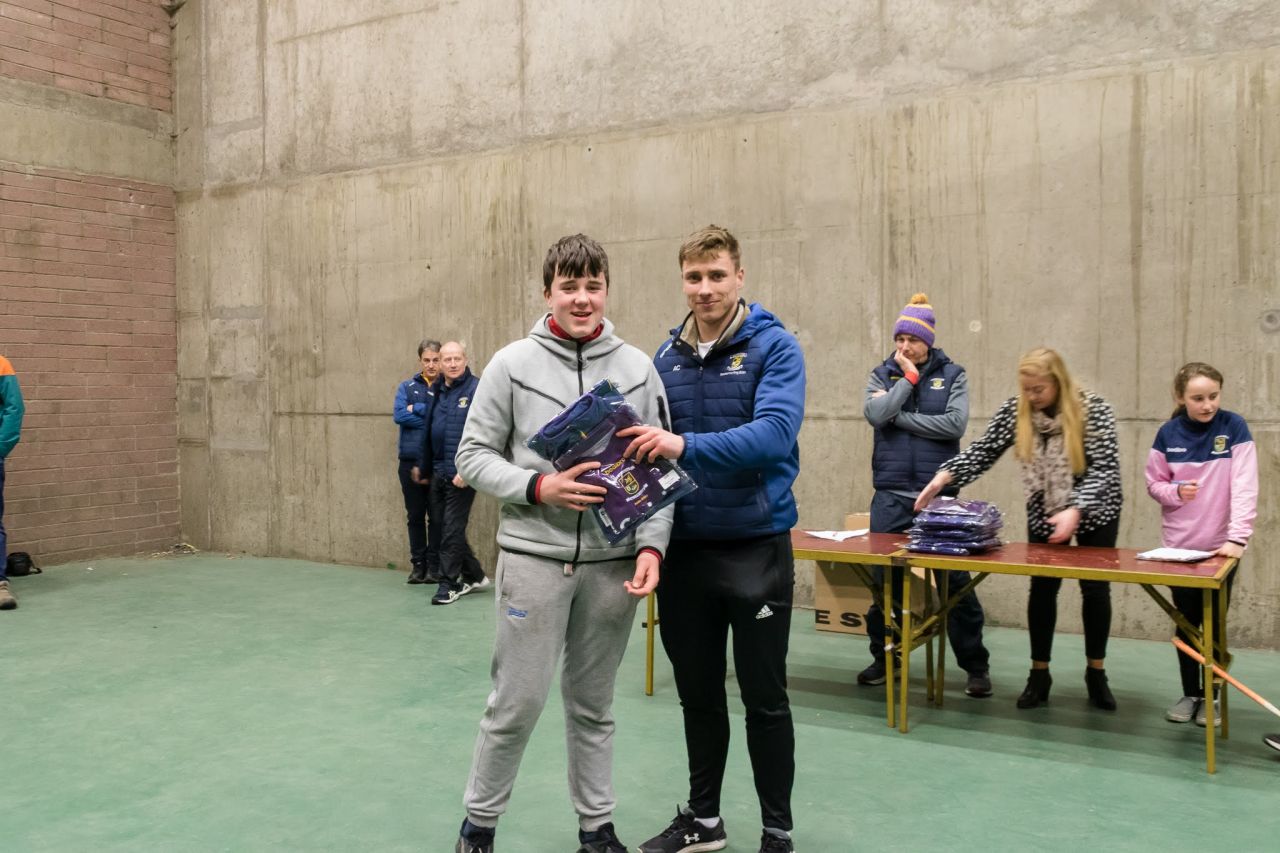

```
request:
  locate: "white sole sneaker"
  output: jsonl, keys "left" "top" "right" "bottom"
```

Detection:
{"left": 461, "top": 577, "right": 490, "bottom": 596}
{"left": 1195, "top": 699, "right": 1221, "bottom": 727}
{"left": 1165, "top": 696, "right": 1200, "bottom": 723}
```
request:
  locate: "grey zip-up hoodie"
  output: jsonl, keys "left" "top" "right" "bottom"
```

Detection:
{"left": 455, "top": 315, "right": 674, "bottom": 563}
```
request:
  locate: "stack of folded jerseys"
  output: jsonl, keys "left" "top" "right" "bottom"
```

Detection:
{"left": 907, "top": 497, "right": 1003, "bottom": 555}
{"left": 527, "top": 379, "right": 695, "bottom": 543}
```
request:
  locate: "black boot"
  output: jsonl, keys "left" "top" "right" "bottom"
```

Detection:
{"left": 1085, "top": 667, "right": 1117, "bottom": 711}
{"left": 1016, "top": 668, "right": 1052, "bottom": 709}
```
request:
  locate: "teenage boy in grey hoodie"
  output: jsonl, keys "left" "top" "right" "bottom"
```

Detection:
{"left": 450, "top": 234, "right": 673, "bottom": 853}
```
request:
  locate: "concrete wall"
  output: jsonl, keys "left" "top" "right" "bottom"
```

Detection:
{"left": 1, "top": 0, "right": 178, "bottom": 565}
{"left": 174, "top": 1, "right": 1280, "bottom": 647}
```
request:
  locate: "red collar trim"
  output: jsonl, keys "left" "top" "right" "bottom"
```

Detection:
{"left": 547, "top": 315, "right": 604, "bottom": 343}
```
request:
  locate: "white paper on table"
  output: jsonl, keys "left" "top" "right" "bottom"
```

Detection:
{"left": 1136, "top": 547, "right": 1216, "bottom": 563}
{"left": 805, "top": 529, "right": 870, "bottom": 542}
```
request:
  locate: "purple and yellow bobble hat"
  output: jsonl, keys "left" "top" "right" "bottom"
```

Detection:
{"left": 893, "top": 293, "right": 936, "bottom": 348}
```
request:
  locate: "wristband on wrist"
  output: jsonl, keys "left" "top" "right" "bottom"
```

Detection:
{"left": 1228, "top": 539, "right": 1247, "bottom": 548}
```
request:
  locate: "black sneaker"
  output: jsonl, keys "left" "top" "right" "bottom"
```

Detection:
{"left": 965, "top": 671, "right": 993, "bottom": 698}
{"left": 759, "top": 829, "right": 795, "bottom": 852}
{"left": 1263, "top": 733, "right": 1280, "bottom": 753}
{"left": 856, "top": 658, "right": 886, "bottom": 686}
{"left": 456, "top": 818, "right": 494, "bottom": 853}
{"left": 638, "top": 806, "right": 727, "bottom": 853}
{"left": 578, "top": 822, "right": 628, "bottom": 853}
{"left": 432, "top": 581, "right": 463, "bottom": 605}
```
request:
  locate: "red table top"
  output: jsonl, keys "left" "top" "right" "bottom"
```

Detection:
{"left": 791, "top": 530, "right": 907, "bottom": 563}
{"left": 791, "top": 530, "right": 1237, "bottom": 588}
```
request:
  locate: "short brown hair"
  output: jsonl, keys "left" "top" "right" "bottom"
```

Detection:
{"left": 542, "top": 234, "right": 609, "bottom": 294}
{"left": 678, "top": 224, "right": 740, "bottom": 268}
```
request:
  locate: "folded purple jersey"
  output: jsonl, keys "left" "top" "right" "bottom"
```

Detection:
{"left": 909, "top": 526, "right": 1003, "bottom": 542}
{"left": 529, "top": 379, "right": 695, "bottom": 543}
{"left": 906, "top": 538, "right": 1003, "bottom": 555}
{"left": 907, "top": 496, "right": 1004, "bottom": 554}
{"left": 914, "top": 497, "right": 1003, "bottom": 530}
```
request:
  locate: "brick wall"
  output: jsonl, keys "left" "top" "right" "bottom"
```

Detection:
{"left": 0, "top": 0, "right": 171, "bottom": 111}
{"left": 0, "top": 162, "right": 178, "bottom": 564}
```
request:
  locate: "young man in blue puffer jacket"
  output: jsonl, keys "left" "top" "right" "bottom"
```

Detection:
{"left": 393, "top": 339, "right": 440, "bottom": 584}
{"left": 622, "top": 225, "right": 805, "bottom": 853}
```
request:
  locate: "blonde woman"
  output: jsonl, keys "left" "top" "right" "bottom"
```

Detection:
{"left": 915, "top": 348, "right": 1123, "bottom": 711}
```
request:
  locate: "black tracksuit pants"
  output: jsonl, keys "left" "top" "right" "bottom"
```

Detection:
{"left": 1173, "top": 572, "right": 1235, "bottom": 698}
{"left": 657, "top": 532, "right": 794, "bottom": 833}
{"left": 428, "top": 475, "right": 485, "bottom": 588}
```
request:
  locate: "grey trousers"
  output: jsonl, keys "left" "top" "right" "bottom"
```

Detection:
{"left": 463, "top": 549, "right": 639, "bottom": 831}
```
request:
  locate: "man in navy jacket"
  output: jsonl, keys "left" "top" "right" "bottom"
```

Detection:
{"left": 623, "top": 226, "right": 805, "bottom": 853}
{"left": 394, "top": 339, "right": 440, "bottom": 584}
{"left": 421, "top": 341, "right": 488, "bottom": 605}
{"left": 860, "top": 295, "right": 991, "bottom": 697}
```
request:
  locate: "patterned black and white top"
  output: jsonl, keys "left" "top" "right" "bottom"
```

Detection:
{"left": 941, "top": 391, "right": 1123, "bottom": 538}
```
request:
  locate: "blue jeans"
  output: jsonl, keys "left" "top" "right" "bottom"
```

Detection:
{"left": 864, "top": 490, "right": 990, "bottom": 674}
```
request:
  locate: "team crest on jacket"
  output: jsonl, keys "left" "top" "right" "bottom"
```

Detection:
{"left": 621, "top": 471, "right": 641, "bottom": 496}
{"left": 729, "top": 353, "right": 746, "bottom": 370}
{"left": 458, "top": 397, "right": 470, "bottom": 409}
{"left": 929, "top": 378, "right": 945, "bottom": 390}
{"left": 1213, "top": 435, "right": 1228, "bottom": 454}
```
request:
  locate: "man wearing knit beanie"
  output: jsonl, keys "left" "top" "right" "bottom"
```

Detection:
{"left": 860, "top": 294, "right": 992, "bottom": 697}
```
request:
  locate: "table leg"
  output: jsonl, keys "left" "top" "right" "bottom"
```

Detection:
{"left": 936, "top": 570, "right": 948, "bottom": 708}
{"left": 899, "top": 568, "right": 913, "bottom": 734}
{"left": 885, "top": 567, "right": 896, "bottom": 729}
{"left": 1218, "top": 582, "right": 1230, "bottom": 739}
{"left": 925, "top": 569, "right": 935, "bottom": 703}
{"left": 1203, "top": 588, "right": 1216, "bottom": 774}
{"left": 645, "top": 591, "right": 656, "bottom": 697}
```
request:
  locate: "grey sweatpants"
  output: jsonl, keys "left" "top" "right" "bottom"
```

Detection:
{"left": 463, "top": 549, "right": 639, "bottom": 831}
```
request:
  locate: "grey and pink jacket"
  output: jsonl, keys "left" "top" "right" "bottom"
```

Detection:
{"left": 1145, "top": 409, "right": 1257, "bottom": 552}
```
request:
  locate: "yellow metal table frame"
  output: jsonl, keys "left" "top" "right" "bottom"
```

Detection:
{"left": 793, "top": 534, "right": 1239, "bottom": 775}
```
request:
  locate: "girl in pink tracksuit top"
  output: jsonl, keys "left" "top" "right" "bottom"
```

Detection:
{"left": 1145, "top": 362, "right": 1258, "bottom": 726}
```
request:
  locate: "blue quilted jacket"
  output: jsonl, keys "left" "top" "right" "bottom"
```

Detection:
{"left": 654, "top": 302, "right": 806, "bottom": 540}
{"left": 424, "top": 368, "right": 480, "bottom": 478}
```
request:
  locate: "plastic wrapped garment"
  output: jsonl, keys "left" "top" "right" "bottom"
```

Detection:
{"left": 913, "top": 498, "right": 1003, "bottom": 531}
{"left": 908, "top": 526, "right": 1003, "bottom": 542}
{"left": 906, "top": 538, "right": 1003, "bottom": 555}
{"left": 528, "top": 379, "right": 696, "bottom": 543}
{"left": 906, "top": 496, "right": 1004, "bottom": 554}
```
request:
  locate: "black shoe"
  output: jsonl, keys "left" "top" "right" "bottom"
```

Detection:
{"left": 1263, "top": 733, "right": 1280, "bottom": 753}
{"left": 423, "top": 572, "right": 442, "bottom": 584}
{"left": 964, "top": 671, "right": 993, "bottom": 698}
{"left": 856, "top": 658, "right": 886, "bottom": 686}
{"left": 456, "top": 818, "right": 494, "bottom": 853}
{"left": 578, "top": 822, "right": 628, "bottom": 853}
{"left": 1016, "top": 669, "right": 1052, "bottom": 709}
{"left": 406, "top": 573, "right": 426, "bottom": 585}
{"left": 638, "top": 806, "right": 727, "bottom": 853}
{"left": 759, "top": 830, "right": 794, "bottom": 852}
{"left": 1085, "top": 667, "right": 1117, "bottom": 711}
{"left": 432, "top": 581, "right": 464, "bottom": 605}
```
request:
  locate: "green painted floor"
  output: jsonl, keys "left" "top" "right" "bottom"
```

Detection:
{"left": 3, "top": 554, "right": 1278, "bottom": 852}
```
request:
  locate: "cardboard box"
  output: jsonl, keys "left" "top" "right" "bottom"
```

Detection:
{"left": 812, "top": 512, "right": 925, "bottom": 635}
